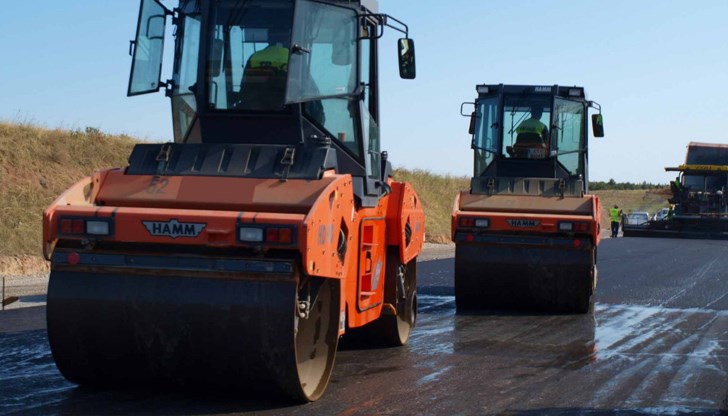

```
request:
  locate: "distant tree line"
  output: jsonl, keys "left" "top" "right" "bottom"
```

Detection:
{"left": 589, "top": 179, "right": 667, "bottom": 190}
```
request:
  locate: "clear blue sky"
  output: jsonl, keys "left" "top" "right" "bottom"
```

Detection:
{"left": 2, "top": 1, "right": 727, "bottom": 184}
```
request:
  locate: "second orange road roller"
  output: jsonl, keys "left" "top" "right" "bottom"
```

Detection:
{"left": 43, "top": 0, "right": 424, "bottom": 402}
{"left": 452, "top": 84, "right": 605, "bottom": 313}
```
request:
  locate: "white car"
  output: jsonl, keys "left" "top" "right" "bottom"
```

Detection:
{"left": 653, "top": 207, "right": 670, "bottom": 221}
{"left": 626, "top": 212, "right": 650, "bottom": 226}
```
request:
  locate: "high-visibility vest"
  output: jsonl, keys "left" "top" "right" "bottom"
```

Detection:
{"left": 516, "top": 118, "right": 547, "bottom": 135}
{"left": 248, "top": 45, "right": 289, "bottom": 71}
{"left": 609, "top": 208, "right": 620, "bottom": 222}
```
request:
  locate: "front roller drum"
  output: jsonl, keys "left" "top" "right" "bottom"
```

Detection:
{"left": 454, "top": 243, "right": 595, "bottom": 313}
{"left": 47, "top": 265, "right": 340, "bottom": 402}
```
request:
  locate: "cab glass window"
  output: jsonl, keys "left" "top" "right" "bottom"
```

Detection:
{"left": 171, "top": 1, "right": 201, "bottom": 141}
{"left": 304, "top": 16, "right": 368, "bottom": 160}
{"left": 473, "top": 97, "right": 498, "bottom": 175}
{"left": 502, "top": 95, "right": 551, "bottom": 160}
{"left": 287, "top": 1, "right": 357, "bottom": 103}
{"left": 129, "top": 0, "right": 167, "bottom": 95}
{"left": 207, "top": 0, "right": 294, "bottom": 111}
{"left": 553, "top": 98, "right": 585, "bottom": 175}
{"left": 308, "top": 98, "right": 358, "bottom": 157}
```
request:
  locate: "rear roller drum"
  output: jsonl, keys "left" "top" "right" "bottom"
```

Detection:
{"left": 552, "top": 247, "right": 596, "bottom": 314}
{"left": 46, "top": 262, "right": 340, "bottom": 403}
{"left": 454, "top": 257, "right": 479, "bottom": 312}
{"left": 454, "top": 242, "right": 595, "bottom": 313}
{"left": 454, "top": 244, "right": 505, "bottom": 311}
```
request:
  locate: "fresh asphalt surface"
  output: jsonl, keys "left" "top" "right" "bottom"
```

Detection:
{"left": 2, "top": 237, "right": 728, "bottom": 415}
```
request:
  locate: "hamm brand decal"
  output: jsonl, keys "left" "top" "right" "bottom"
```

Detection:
{"left": 142, "top": 219, "right": 207, "bottom": 239}
{"left": 507, "top": 219, "right": 540, "bottom": 228}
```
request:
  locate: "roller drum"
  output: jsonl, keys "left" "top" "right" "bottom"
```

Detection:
{"left": 47, "top": 255, "right": 339, "bottom": 402}
{"left": 454, "top": 242, "right": 594, "bottom": 313}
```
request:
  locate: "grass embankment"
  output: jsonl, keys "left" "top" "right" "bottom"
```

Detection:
{"left": 393, "top": 169, "right": 469, "bottom": 243}
{"left": 0, "top": 122, "right": 670, "bottom": 274}
{"left": 0, "top": 123, "right": 135, "bottom": 273}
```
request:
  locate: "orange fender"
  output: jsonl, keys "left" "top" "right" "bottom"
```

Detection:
{"left": 301, "top": 175, "right": 356, "bottom": 279}
{"left": 386, "top": 181, "right": 425, "bottom": 264}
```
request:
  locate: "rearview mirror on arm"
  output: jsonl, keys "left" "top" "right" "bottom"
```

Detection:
{"left": 591, "top": 114, "right": 604, "bottom": 137}
{"left": 398, "top": 38, "right": 416, "bottom": 79}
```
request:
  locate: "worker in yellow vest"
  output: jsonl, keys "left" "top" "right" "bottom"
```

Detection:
{"left": 247, "top": 43, "right": 289, "bottom": 74}
{"left": 609, "top": 204, "right": 622, "bottom": 238}
{"left": 239, "top": 32, "right": 290, "bottom": 111}
{"left": 240, "top": 32, "right": 325, "bottom": 124}
{"left": 515, "top": 106, "right": 549, "bottom": 147}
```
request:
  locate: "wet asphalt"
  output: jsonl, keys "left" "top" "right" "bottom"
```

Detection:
{"left": 2, "top": 237, "right": 728, "bottom": 415}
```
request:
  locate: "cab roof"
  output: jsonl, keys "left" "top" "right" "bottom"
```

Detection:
{"left": 475, "top": 84, "right": 587, "bottom": 100}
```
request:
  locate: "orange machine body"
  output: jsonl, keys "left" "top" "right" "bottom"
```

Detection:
{"left": 43, "top": 169, "right": 425, "bottom": 333}
{"left": 452, "top": 192, "right": 602, "bottom": 249}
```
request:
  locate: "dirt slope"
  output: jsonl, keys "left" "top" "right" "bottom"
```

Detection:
{"left": 0, "top": 123, "right": 135, "bottom": 268}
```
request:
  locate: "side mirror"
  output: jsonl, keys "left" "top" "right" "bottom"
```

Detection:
{"left": 468, "top": 112, "right": 476, "bottom": 135}
{"left": 398, "top": 38, "right": 416, "bottom": 79}
{"left": 209, "top": 39, "right": 224, "bottom": 78}
{"left": 591, "top": 114, "right": 604, "bottom": 137}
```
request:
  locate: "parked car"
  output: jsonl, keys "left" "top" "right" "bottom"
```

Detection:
{"left": 653, "top": 207, "right": 670, "bottom": 221}
{"left": 625, "top": 211, "right": 650, "bottom": 226}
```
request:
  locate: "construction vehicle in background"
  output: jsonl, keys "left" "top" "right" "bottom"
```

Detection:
{"left": 623, "top": 142, "right": 728, "bottom": 239}
{"left": 42, "top": 0, "right": 424, "bottom": 402}
{"left": 452, "top": 84, "right": 604, "bottom": 313}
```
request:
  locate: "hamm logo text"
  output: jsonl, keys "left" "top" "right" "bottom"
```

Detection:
{"left": 506, "top": 219, "right": 540, "bottom": 228}
{"left": 142, "top": 219, "right": 206, "bottom": 239}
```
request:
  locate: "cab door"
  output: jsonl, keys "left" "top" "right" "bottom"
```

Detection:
{"left": 128, "top": 0, "right": 169, "bottom": 96}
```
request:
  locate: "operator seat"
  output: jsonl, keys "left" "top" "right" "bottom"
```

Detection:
{"left": 238, "top": 63, "right": 287, "bottom": 111}
{"left": 509, "top": 132, "right": 548, "bottom": 158}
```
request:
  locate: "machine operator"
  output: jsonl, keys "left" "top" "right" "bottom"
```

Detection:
{"left": 238, "top": 31, "right": 326, "bottom": 127}
{"left": 515, "top": 105, "right": 549, "bottom": 148}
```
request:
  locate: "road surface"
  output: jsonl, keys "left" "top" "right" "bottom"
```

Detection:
{"left": 2, "top": 238, "right": 728, "bottom": 415}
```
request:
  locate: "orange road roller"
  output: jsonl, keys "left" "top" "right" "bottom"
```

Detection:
{"left": 452, "top": 84, "right": 604, "bottom": 313}
{"left": 43, "top": 0, "right": 423, "bottom": 402}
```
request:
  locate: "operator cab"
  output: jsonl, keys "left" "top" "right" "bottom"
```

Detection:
{"left": 127, "top": 0, "right": 416, "bottom": 206}
{"left": 463, "top": 84, "right": 604, "bottom": 195}
{"left": 680, "top": 143, "right": 728, "bottom": 191}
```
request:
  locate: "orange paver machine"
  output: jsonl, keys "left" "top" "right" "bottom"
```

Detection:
{"left": 452, "top": 84, "right": 604, "bottom": 313}
{"left": 42, "top": 0, "right": 423, "bottom": 402}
